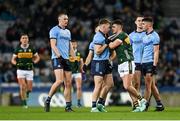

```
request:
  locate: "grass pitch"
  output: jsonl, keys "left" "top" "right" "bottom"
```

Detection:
{"left": 0, "top": 106, "right": 179, "bottom": 120}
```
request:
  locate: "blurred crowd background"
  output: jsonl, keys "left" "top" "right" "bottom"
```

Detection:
{"left": 0, "top": 0, "right": 180, "bottom": 92}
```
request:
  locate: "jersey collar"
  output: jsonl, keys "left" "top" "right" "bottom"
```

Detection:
{"left": 58, "top": 25, "right": 66, "bottom": 30}
{"left": 99, "top": 31, "right": 106, "bottom": 37}
{"left": 135, "top": 30, "right": 145, "bottom": 33}
{"left": 146, "top": 30, "right": 154, "bottom": 35}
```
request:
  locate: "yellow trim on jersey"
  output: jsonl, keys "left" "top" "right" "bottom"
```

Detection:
{"left": 17, "top": 52, "right": 33, "bottom": 58}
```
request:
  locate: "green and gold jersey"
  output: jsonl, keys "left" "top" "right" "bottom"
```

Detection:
{"left": 14, "top": 45, "right": 37, "bottom": 70}
{"left": 69, "top": 50, "right": 81, "bottom": 73}
{"left": 114, "top": 32, "right": 134, "bottom": 64}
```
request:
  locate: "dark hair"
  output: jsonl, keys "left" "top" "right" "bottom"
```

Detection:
{"left": 135, "top": 15, "right": 144, "bottom": 20}
{"left": 112, "top": 19, "right": 123, "bottom": 26}
{"left": 71, "top": 39, "right": 77, "bottom": 42}
{"left": 142, "top": 17, "right": 153, "bottom": 23}
{"left": 20, "top": 33, "right": 28, "bottom": 37}
{"left": 99, "top": 18, "right": 111, "bottom": 25}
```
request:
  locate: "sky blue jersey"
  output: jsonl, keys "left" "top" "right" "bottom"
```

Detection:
{"left": 129, "top": 31, "right": 146, "bottom": 63}
{"left": 92, "top": 31, "right": 110, "bottom": 60}
{"left": 142, "top": 30, "right": 160, "bottom": 63}
{"left": 49, "top": 25, "right": 71, "bottom": 59}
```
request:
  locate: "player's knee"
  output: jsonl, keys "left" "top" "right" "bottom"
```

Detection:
{"left": 64, "top": 81, "right": 72, "bottom": 88}
{"left": 55, "top": 80, "right": 62, "bottom": 86}
{"left": 145, "top": 75, "right": 152, "bottom": 81}
{"left": 123, "top": 84, "right": 131, "bottom": 90}
{"left": 94, "top": 85, "right": 102, "bottom": 91}
{"left": 76, "top": 86, "right": 81, "bottom": 91}
{"left": 106, "top": 83, "right": 114, "bottom": 90}
{"left": 20, "top": 84, "right": 26, "bottom": 91}
{"left": 124, "top": 86, "right": 128, "bottom": 90}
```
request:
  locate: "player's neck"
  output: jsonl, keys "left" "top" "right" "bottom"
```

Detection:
{"left": 136, "top": 28, "right": 143, "bottom": 32}
{"left": 146, "top": 28, "right": 153, "bottom": 34}
{"left": 21, "top": 44, "right": 29, "bottom": 49}
{"left": 117, "top": 30, "right": 122, "bottom": 35}
{"left": 58, "top": 24, "right": 65, "bottom": 29}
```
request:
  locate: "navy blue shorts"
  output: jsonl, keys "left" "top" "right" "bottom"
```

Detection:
{"left": 91, "top": 60, "right": 112, "bottom": 76}
{"left": 52, "top": 58, "right": 71, "bottom": 71}
{"left": 135, "top": 63, "right": 142, "bottom": 71}
{"left": 142, "top": 62, "right": 153, "bottom": 76}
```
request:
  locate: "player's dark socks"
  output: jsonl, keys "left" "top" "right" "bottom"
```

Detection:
{"left": 66, "top": 102, "right": 72, "bottom": 108}
{"left": 155, "top": 100, "right": 164, "bottom": 111}
{"left": 22, "top": 100, "right": 27, "bottom": 106}
{"left": 97, "top": 97, "right": 104, "bottom": 105}
{"left": 102, "top": 100, "right": 105, "bottom": 106}
{"left": 156, "top": 100, "right": 162, "bottom": 106}
{"left": 46, "top": 96, "right": 51, "bottom": 103}
{"left": 65, "top": 102, "right": 74, "bottom": 112}
{"left": 26, "top": 91, "right": 31, "bottom": 98}
{"left": 65, "top": 107, "right": 74, "bottom": 112}
{"left": 44, "top": 101, "right": 50, "bottom": 112}
{"left": 92, "top": 101, "right": 96, "bottom": 108}
{"left": 132, "top": 101, "right": 139, "bottom": 110}
{"left": 77, "top": 99, "right": 81, "bottom": 104}
{"left": 137, "top": 95, "right": 143, "bottom": 101}
{"left": 155, "top": 104, "right": 164, "bottom": 111}
{"left": 77, "top": 99, "right": 82, "bottom": 107}
{"left": 145, "top": 102, "right": 150, "bottom": 111}
{"left": 44, "top": 96, "right": 51, "bottom": 112}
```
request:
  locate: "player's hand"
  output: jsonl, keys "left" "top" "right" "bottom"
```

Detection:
{"left": 107, "top": 61, "right": 113, "bottom": 72}
{"left": 82, "top": 64, "right": 87, "bottom": 73}
{"left": 82, "top": 72, "right": 87, "bottom": 81}
{"left": 152, "top": 66, "right": 157, "bottom": 75}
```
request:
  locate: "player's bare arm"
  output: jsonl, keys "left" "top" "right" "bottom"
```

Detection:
{"left": 94, "top": 44, "right": 108, "bottom": 55}
{"left": 50, "top": 38, "right": 61, "bottom": 57}
{"left": 33, "top": 53, "right": 40, "bottom": 64}
{"left": 109, "top": 39, "right": 122, "bottom": 49}
{"left": 109, "top": 50, "right": 116, "bottom": 61}
{"left": 84, "top": 50, "right": 93, "bottom": 65}
{"left": 153, "top": 45, "right": 159, "bottom": 66}
{"left": 70, "top": 41, "right": 76, "bottom": 58}
{"left": 11, "top": 54, "right": 17, "bottom": 65}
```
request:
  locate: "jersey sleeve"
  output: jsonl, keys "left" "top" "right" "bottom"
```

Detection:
{"left": 49, "top": 28, "right": 58, "bottom": 39}
{"left": 128, "top": 32, "right": 133, "bottom": 44}
{"left": 13, "top": 48, "right": 18, "bottom": 55}
{"left": 89, "top": 42, "right": 94, "bottom": 51}
{"left": 93, "top": 34, "right": 104, "bottom": 45}
{"left": 32, "top": 48, "right": 38, "bottom": 55}
{"left": 69, "top": 30, "right": 71, "bottom": 40}
{"left": 153, "top": 33, "right": 160, "bottom": 45}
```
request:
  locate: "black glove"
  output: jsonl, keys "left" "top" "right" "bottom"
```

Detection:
{"left": 108, "top": 62, "right": 113, "bottom": 72}
{"left": 152, "top": 66, "right": 157, "bottom": 75}
{"left": 105, "top": 39, "right": 110, "bottom": 44}
{"left": 82, "top": 64, "right": 87, "bottom": 72}
{"left": 57, "top": 56, "right": 64, "bottom": 65}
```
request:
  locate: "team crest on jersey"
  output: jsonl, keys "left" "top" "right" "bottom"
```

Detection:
{"left": 28, "top": 49, "right": 32, "bottom": 52}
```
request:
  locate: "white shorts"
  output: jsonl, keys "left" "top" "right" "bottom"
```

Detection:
{"left": 118, "top": 61, "right": 135, "bottom": 77}
{"left": 72, "top": 73, "right": 82, "bottom": 79}
{"left": 17, "top": 69, "right": 34, "bottom": 80}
